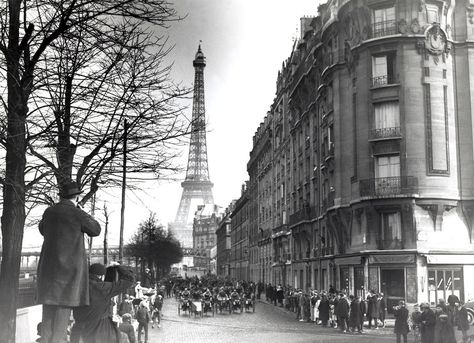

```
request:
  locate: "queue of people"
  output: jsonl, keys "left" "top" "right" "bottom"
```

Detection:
{"left": 258, "top": 282, "right": 471, "bottom": 343}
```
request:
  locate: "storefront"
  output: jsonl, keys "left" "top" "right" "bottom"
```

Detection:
{"left": 424, "top": 254, "right": 474, "bottom": 306}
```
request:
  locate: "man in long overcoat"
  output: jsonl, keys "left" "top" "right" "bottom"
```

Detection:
{"left": 71, "top": 263, "right": 135, "bottom": 343}
{"left": 420, "top": 303, "right": 436, "bottom": 343}
{"left": 37, "top": 181, "right": 101, "bottom": 343}
{"left": 349, "top": 295, "right": 363, "bottom": 333}
{"left": 394, "top": 300, "right": 410, "bottom": 343}
{"left": 335, "top": 293, "right": 350, "bottom": 332}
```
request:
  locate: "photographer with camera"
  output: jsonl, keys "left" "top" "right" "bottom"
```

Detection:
{"left": 393, "top": 300, "right": 409, "bottom": 343}
{"left": 70, "top": 263, "right": 135, "bottom": 343}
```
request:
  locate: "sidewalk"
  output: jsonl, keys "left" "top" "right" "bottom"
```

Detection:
{"left": 257, "top": 298, "right": 395, "bottom": 335}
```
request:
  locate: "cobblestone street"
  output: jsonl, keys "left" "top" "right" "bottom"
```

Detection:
{"left": 144, "top": 297, "right": 397, "bottom": 343}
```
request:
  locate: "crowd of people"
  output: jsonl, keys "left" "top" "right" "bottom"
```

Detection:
{"left": 258, "top": 282, "right": 472, "bottom": 343}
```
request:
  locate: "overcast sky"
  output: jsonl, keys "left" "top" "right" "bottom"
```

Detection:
{"left": 23, "top": 0, "right": 320, "bottom": 248}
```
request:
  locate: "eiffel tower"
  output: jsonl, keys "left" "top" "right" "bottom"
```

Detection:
{"left": 171, "top": 44, "right": 214, "bottom": 249}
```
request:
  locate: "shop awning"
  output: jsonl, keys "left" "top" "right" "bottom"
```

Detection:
{"left": 335, "top": 256, "right": 362, "bottom": 265}
{"left": 369, "top": 254, "right": 415, "bottom": 264}
{"left": 426, "top": 254, "right": 474, "bottom": 264}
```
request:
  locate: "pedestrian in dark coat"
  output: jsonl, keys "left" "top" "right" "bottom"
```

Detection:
{"left": 349, "top": 295, "right": 363, "bottom": 333}
{"left": 119, "top": 314, "right": 135, "bottom": 343}
{"left": 71, "top": 263, "right": 134, "bottom": 343}
{"left": 434, "top": 305, "right": 456, "bottom": 343}
{"left": 37, "top": 182, "right": 101, "bottom": 343}
{"left": 420, "top": 303, "right": 436, "bottom": 343}
{"left": 366, "top": 290, "right": 378, "bottom": 329}
{"left": 136, "top": 302, "right": 151, "bottom": 343}
{"left": 455, "top": 302, "right": 470, "bottom": 343}
{"left": 118, "top": 294, "right": 134, "bottom": 317}
{"left": 335, "top": 293, "right": 350, "bottom": 332}
{"left": 394, "top": 301, "right": 409, "bottom": 343}
{"left": 377, "top": 292, "right": 387, "bottom": 327}
{"left": 318, "top": 294, "right": 330, "bottom": 326}
{"left": 358, "top": 296, "right": 367, "bottom": 331}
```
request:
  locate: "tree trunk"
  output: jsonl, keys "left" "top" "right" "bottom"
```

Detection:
{"left": 0, "top": 62, "right": 28, "bottom": 343}
{"left": 0, "top": 2, "right": 30, "bottom": 340}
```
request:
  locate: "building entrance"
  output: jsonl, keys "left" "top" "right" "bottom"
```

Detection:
{"left": 381, "top": 269, "right": 405, "bottom": 313}
{"left": 354, "top": 267, "right": 364, "bottom": 298}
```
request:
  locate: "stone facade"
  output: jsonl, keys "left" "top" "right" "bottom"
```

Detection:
{"left": 216, "top": 204, "right": 234, "bottom": 277}
{"left": 218, "top": 0, "right": 474, "bottom": 308}
{"left": 192, "top": 204, "right": 222, "bottom": 270}
{"left": 230, "top": 184, "right": 250, "bottom": 280}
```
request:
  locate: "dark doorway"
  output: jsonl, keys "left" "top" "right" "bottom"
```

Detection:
{"left": 354, "top": 267, "right": 365, "bottom": 298}
{"left": 381, "top": 269, "right": 405, "bottom": 314}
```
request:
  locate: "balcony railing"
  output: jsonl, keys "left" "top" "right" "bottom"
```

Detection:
{"left": 359, "top": 176, "right": 418, "bottom": 197}
{"left": 289, "top": 205, "right": 317, "bottom": 225}
{"left": 321, "top": 246, "right": 334, "bottom": 256}
{"left": 369, "top": 126, "right": 401, "bottom": 140}
{"left": 378, "top": 238, "right": 403, "bottom": 250}
{"left": 371, "top": 74, "right": 396, "bottom": 87}
{"left": 371, "top": 20, "right": 397, "bottom": 39}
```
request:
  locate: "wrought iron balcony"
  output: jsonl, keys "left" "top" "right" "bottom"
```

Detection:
{"left": 359, "top": 176, "right": 418, "bottom": 197}
{"left": 371, "top": 20, "right": 397, "bottom": 39}
{"left": 321, "top": 246, "right": 334, "bottom": 256}
{"left": 369, "top": 127, "right": 401, "bottom": 140}
{"left": 289, "top": 205, "right": 317, "bottom": 225}
{"left": 371, "top": 74, "right": 397, "bottom": 87}
{"left": 378, "top": 238, "right": 403, "bottom": 250}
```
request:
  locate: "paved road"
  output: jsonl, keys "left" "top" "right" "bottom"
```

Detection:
{"left": 144, "top": 297, "right": 398, "bottom": 343}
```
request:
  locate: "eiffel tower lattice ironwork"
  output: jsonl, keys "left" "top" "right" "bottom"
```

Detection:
{"left": 172, "top": 44, "right": 214, "bottom": 249}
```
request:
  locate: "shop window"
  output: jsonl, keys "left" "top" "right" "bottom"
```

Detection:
{"left": 428, "top": 268, "right": 463, "bottom": 306}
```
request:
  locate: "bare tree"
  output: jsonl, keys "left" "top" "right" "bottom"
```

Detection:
{"left": 0, "top": 1, "right": 189, "bottom": 340}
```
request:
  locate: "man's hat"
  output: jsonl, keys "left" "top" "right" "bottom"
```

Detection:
{"left": 60, "top": 181, "right": 83, "bottom": 198}
{"left": 89, "top": 263, "right": 106, "bottom": 276}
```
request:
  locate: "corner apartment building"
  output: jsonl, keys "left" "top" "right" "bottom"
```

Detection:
{"left": 245, "top": 0, "right": 474, "bottom": 309}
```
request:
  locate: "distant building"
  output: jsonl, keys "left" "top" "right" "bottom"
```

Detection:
{"left": 192, "top": 204, "right": 222, "bottom": 271}
{"left": 216, "top": 203, "right": 235, "bottom": 277}
{"left": 230, "top": 183, "right": 250, "bottom": 280}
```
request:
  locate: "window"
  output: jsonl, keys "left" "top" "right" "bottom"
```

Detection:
{"left": 372, "top": 102, "right": 400, "bottom": 139}
{"left": 374, "top": 155, "right": 401, "bottom": 195}
{"left": 381, "top": 212, "right": 402, "bottom": 245}
{"left": 372, "top": 52, "right": 396, "bottom": 86}
{"left": 375, "top": 102, "right": 399, "bottom": 129}
{"left": 375, "top": 155, "right": 400, "bottom": 178}
{"left": 372, "top": 6, "right": 396, "bottom": 38}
